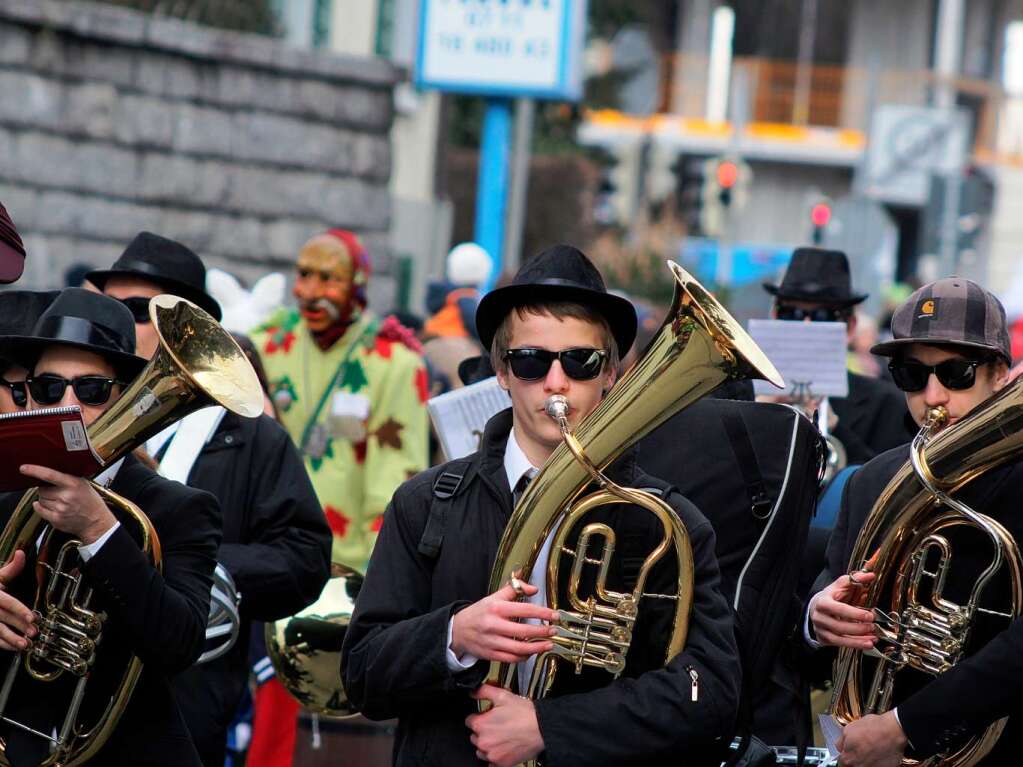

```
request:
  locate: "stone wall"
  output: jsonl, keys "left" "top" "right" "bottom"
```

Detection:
{"left": 0, "top": 0, "right": 401, "bottom": 307}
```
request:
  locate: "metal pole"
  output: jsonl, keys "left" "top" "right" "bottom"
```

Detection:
{"left": 793, "top": 0, "right": 818, "bottom": 125}
{"left": 502, "top": 98, "right": 535, "bottom": 276}
{"left": 934, "top": 0, "right": 965, "bottom": 276}
{"left": 933, "top": 0, "right": 964, "bottom": 110}
{"left": 475, "top": 99, "right": 513, "bottom": 291}
{"left": 705, "top": 5, "right": 735, "bottom": 123}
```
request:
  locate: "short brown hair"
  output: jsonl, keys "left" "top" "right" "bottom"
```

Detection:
{"left": 489, "top": 301, "right": 620, "bottom": 374}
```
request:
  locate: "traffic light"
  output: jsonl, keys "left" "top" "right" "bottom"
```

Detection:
{"left": 678, "top": 156, "right": 751, "bottom": 237}
{"left": 716, "top": 159, "right": 739, "bottom": 207}
{"left": 810, "top": 199, "right": 832, "bottom": 244}
{"left": 678, "top": 157, "right": 716, "bottom": 236}
{"left": 595, "top": 144, "right": 642, "bottom": 226}
{"left": 646, "top": 144, "right": 679, "bottom": 204}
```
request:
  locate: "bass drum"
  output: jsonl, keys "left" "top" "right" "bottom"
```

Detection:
{"left": 264, "top": 562, "right": 362, "bottom": 717}
{"left": 265, "top": 562, "right": 395, "bottom": 765}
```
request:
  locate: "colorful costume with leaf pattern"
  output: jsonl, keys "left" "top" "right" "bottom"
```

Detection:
{"left": 253, "top": 308, "right": 429, "bottom": 570}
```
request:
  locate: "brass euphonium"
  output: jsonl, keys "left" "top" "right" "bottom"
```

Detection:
{"left": 484, "top": 262, "right": 784, "bottom": 707}
{"left": 0, "top": 294, "right": 263, "bottom": 767}
{"left": 830, "top": 380, "right": 1023, "bottom": 767}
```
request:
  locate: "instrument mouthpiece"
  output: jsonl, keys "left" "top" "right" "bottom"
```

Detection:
{"left": 545, "top": 395, "right": 569, "bottom": 420}
{"left": 925, "top": 406, "right": 949, "bottom": 430}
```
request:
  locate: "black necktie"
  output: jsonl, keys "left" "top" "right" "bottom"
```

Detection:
{"left": 513, "top": 471, "right": 534, "bottom": 507}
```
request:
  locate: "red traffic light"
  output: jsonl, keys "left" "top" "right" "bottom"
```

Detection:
{"left": 716, "top": 161, "right": 739, "bottom": 189}
{"left": 810, "top": 202, "right": 832, "bottom": 228}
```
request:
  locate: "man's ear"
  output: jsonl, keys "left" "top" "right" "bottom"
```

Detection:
{"left": 993, "top": 359, "right": 1012, "bottom": 392}
{"left": 495, "top": 361, "right": 510, "bottom": 391}
{"left": 603, "top": 365, "right": 618, "bottom": 395}
{"left": 845, "top": 312, "right": 859, "bottom": 343}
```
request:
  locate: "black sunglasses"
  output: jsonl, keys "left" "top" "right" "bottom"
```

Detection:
{"left": 503, "top": 348, "right": 608, "bottom": 381}
{"left": 776, "top": 305, "right": 849, "bottom": 323}
{"left": 0, "top": 378, "right": 27, "bottom": 408}
{"left": 888, "top": 357, "right": 990, "bottom": 392}
{"left": 27, "top": 374, "right": 125, "bottom": 407}
{"left": 117, "top": 296, "right": 152, "bottom": 324}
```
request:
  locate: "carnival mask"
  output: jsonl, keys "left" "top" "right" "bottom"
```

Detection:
{"left": 293, "top": 235, "right": 357, "bottom": 333}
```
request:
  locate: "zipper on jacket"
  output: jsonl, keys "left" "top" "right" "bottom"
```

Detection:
{"left": 685, "top": 665, "right": 699, "bottom": 702}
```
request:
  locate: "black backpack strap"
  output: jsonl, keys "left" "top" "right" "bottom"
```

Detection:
{"left": 418, "top": 460, "right": 474, "bottom": 559}
{"left": 719, "top": 406, "right": 774, "bottom": 519}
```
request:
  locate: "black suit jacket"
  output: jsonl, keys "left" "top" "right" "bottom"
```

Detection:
{"left": 343, "top": 409, "right": 740, "bottom": 767}
{"left": 814, "top": 445, "right": 1023, "bottom": 763}
{"left": 170, "top": 412, "right": 330, "bottom": 766}
{"left": 0, "top": 454, "right": 220, "bottom": 766}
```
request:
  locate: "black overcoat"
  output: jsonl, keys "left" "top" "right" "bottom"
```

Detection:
{"left": 814, "top": 444, "right": 1023, "bottom": 763}
{"left": 0, "top": 453, "right": 221, "bottom": 766}
{"left": 170, "top": 411, "right": 331, "bottom": 766}
{"left": 342, "top": 409, "right": 740, "bottom": 767}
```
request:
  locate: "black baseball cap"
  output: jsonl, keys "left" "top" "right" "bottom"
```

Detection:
{"left": 871, "top": 277, "right": 1011, "bottom": 364}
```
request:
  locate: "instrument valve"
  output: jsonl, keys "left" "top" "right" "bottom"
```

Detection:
{"left": 617, "top": 596, "right": 638, "bottom": 619}
{"left": 77, "top": 613, "right": 103, "bottom": 636}
{"left": 940, "top": 637, "right": 962, "bottom": 655}
{"left": 604, "top": 652, "right": 625, "bottom": 676}
{"left": 947, "top": 611, "right": 969, "bottom": 631}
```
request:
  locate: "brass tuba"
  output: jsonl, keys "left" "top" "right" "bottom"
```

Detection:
{"left": 483, "top": 262, "right": 784, "bottom": 706}
{"left": 830, "top": 383, "right": 1023, "bottom": 766}
{"left": 0, "top": 294, "right": 263, "bottom": 767}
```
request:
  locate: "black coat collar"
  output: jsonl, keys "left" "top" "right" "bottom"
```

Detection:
{"left": 475, "top": 406, "right": 642, "bottom": 500}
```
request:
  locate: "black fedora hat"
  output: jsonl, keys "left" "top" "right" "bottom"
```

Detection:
{"left": 0, "top": 202, "right": 26, "bottom": 284}
{"left": 0, "top": 290, "right": 58, "bottom": 369}
{"left": 763, "top": 247, "right": 867, "bottom": 307}
{"left": 0, "top": 290, "right": 59, "bottom": 337}
{"left": 475, "top": 245, "right": 637, "bottom": 353}
{"left": 86, "top": 232, "right": 222, "bottom": 320}
{"left": 0, "top": 288, "right": 147, "bottom": 379}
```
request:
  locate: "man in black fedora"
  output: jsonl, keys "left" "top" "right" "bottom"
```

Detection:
{"left": 0, "top": 288, "right": 220, "bottom": 765}
{"left": 86, "top": 231, "right": 222, "bottom": 320}
{"left": 343, "top": 245, "right": 739, "bottom": 766}
{"left": 0, "top": 291, "right": 58, "bottom": 414}
{"left": 87, "top": 233, "right": 331, "bottom": 766}
{"left": 763, "top": 247, "right": 914, "bottom": 467}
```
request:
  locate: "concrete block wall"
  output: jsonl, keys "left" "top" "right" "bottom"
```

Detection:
{"left": 0, "top": 0, "right": 401, "bottom": 308}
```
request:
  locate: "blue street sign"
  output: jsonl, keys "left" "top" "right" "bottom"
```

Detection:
{"left": 415, "top": 0, "right": 587, "bottom": 101}
{"left": 415, "top": 0, "right": 588, "bottom": 284}
{"left": 679, "top": 238, "right": 795, "bottom": 287}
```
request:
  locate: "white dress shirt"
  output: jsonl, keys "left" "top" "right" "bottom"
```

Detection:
{"left": 77, "top": 458, "right": 124, "bottom": 562}
{"left": 445, "top": 427, "right": 547, "bottom": 686}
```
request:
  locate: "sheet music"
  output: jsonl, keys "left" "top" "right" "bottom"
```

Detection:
{"left": 427, "top": 376, "right": 511, "bottom": 460}
{"left": 817, "top": 713, "right": 843, "bottom": 761}
{"left": 748, "top": 319, "right": 849, "bottom": 398}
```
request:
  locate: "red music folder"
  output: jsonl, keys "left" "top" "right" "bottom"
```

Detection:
{"left": 0, "top": 406, "right": 105, "bottom": 492}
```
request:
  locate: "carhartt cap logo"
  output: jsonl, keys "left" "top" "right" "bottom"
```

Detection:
{"left": 918, "top": 299, "right": 936, "bottom": 319}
